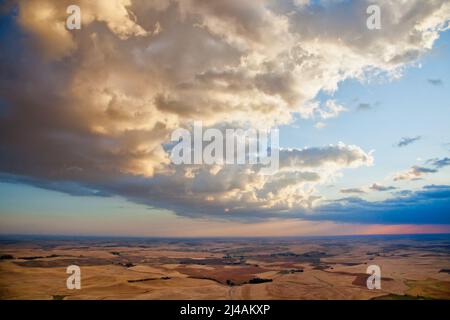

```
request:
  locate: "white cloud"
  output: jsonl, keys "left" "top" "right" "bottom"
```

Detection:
{"left": 394, "top": 166, "right": 438, "bottom": 181}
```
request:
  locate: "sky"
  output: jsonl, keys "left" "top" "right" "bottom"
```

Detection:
{"left": 0, "top": 0, "right": 449, "bottom": 237}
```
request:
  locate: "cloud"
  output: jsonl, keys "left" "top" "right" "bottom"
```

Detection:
{"left": 396, "top": 136, "right": 422, "bottom": 147}
{"left": 314, "top": 122, "right": 326, "bottom": 129}
{"left": 393, "top": 157, "right": 450, "bottom": 181}
{"left": 427, "top": 157, "right": 450, "bottom": 168}
{"left": 1, "top": 142, "right": 373, "bottom": 219}
{"left": 394, "top": 166, "right": 438, "bottom": 181}
{"left": 357, "top": 103, "right": 371, "bottom": 111}
{"left": 370, "top": 183, "right": 396, "bottom": 192}
{"left": 0, "top": 173, "right": 111, "bottom": 198}
{"left": 16, "top": 0, "right": 151, "bottom": 58}
{"left": 279, "top": 143, "right": 373, "bottom": 170}
{"left": 427, "top": 78, "right": 443, "bottom": 86}
{"left": 314, "top": 100, "right": 347, "bottom": 120}
{"left": 340, "top": 188, "right": 366, "bottom": 194}
{"left": 1, "top": 0, "right": 450, "bottom": 221}
{"left": 308, "top": 185, "right": 450, "bottom": 225}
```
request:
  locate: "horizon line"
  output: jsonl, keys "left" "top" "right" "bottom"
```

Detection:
{"left": 1, "top": 232, "right": 449, "bottom": 240}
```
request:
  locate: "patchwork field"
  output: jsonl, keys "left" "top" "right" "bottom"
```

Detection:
{"left": 0, "top": 235, "right": 449, "bottom": 300}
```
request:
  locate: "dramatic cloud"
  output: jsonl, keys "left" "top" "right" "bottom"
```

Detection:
{"left": 370, "top": 183, "right": 396, "bottom": 192}
{"left": 396, "top": 136, "right": 422, "bottom": 147}
{"left": 0, "top": 143, "right": 374, "bottom": 219}
{"left": 1, "top": 0, "right": 450, "bottom": 221}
